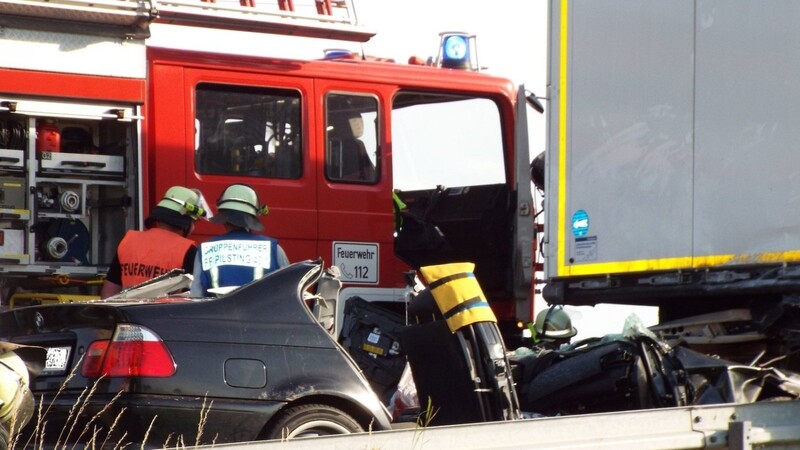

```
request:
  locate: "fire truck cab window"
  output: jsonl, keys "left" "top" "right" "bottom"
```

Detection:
{"left": 195, "top": 84, "right": 302, "bottom": 179}
{"left": 325, "top": 94, "right": 379, "bottom": 184}
{"left": 391, "top": 93, "right": 504, "bottom": 191}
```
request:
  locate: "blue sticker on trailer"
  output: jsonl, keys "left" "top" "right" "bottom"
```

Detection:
{"left": 572, "top": 210, "right": 589, "bottom": 237}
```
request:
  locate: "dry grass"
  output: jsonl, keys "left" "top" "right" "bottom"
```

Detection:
{"left": 8, "top": 363, "right": 218, "bottom": 450}
{"left": 410, "top": 396, "right": 438, "bottom": 450}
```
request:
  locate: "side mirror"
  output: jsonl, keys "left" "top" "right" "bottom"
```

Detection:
{"left": 525, "top": 90, "right": 545, "bottom": 114}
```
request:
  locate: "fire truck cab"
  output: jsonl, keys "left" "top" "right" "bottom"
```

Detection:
{"left": 0, "top": 0, "right": 535, "bottom": 338}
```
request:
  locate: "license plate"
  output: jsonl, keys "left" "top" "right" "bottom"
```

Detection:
{"left": 45, "top": 346, "right": 71, "bottom": 372}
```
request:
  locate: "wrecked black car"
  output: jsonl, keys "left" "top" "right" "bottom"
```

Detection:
{"left": 379, "top": 277, "right": 800, "bottom": 423}
{"left": 510, "top": 327, "right": 800, "bottom": 418}
{"left": 334, "top": 265, "right": 800, "bottom": 426}
{"left": 0, "top": 260, "right": 391, "bottom": 448}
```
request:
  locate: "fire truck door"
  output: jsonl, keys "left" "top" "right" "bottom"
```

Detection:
{"left": 149, "top": 63, "right": 318, "bottom": 259}
{"left": 316, "top": 86, "right": 393, "bottom": 287}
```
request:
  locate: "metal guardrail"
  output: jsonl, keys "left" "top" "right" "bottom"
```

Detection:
{"left": 215, "top": 401, "right": 800, "bottom": 450}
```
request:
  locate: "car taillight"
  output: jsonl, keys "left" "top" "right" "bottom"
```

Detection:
{"left": 81, "top": 340, "right": 109, "bottom": 377}
{"left": 81, "top": 324, "right": 176, "bottom": 378}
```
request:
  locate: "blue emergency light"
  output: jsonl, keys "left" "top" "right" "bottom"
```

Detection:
{"left": 323, "top": 48, "right": 355, "bottom": 59}
{"left": 438, "top": 32, "right": 478, "bottom": 71}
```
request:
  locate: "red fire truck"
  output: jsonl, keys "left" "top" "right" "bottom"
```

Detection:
{"left": 0, "top": 0, "right": 536, "bottom": 340}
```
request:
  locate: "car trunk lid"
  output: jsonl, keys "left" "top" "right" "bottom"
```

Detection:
{"left": 1, "top": 303, "right": 127, "bottom": 391}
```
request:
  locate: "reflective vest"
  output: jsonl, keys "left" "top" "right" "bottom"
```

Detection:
{"left": 198, "top": 231, "right": 279, "bottom": 293}
{"left": 117, "top": 228, "right": 195, "bottom": 288}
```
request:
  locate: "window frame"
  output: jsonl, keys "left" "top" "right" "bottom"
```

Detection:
{"left": 324, "top": 92, "right": 381, "bottom": 185}
{"left": 194, "top": 82, "right": 303, "bottom": 180}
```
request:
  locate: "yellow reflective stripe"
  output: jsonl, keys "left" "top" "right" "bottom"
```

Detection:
{"left": 207, "top": 260, "right": 268, "bottom": 292}
{"left": 557, "top": 0, "right": 570, "bottom": 276}
{"left": 362, "top": 343, "right": 385, "bottom": 356}
{"left": 420, "top": 262, "right": 497, "bottom": 332}
{"left": 210, "top": 267, "right": 219, "bottom": 289}
{"left": 566, "top": 250, "right": 800, "bottom": 277}
{"left": 567, "top": 256, "right": 693, "bottom": 276}
{"left": 719, "top": 250, "right": 800, "bottom": 264}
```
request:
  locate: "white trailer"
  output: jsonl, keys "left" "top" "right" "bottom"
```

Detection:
{"left": 542, "top": 0, "right": 800, "bottom": 369}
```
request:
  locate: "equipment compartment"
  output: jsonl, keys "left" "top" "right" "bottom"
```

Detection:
{"left": 0, "top": 228, "right": 27, "bottom": 264}
{"left": 0, "top": 177, "right": 26, "bottom": 212}
{"left": 0, "top": 149, "right": 24, "bottom": 170}
{"left": 39, "top": 152, "right": 124, "bottom": 176}
{"left": 0, "top": 97, "right": 138, "bottom": 285}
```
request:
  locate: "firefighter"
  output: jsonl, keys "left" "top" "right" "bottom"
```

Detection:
{"left": 190, "top": 183, "right": 289, "bottom": 296}
{"left": 532, "top": 306, "right": 578, "bottom": 351}
{"left": 100, "top": 186, "right": 206, "bottom": 298}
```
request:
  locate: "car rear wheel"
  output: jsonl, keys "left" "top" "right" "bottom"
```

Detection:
{"left": 265, "top": 403, "right": 364, "bottom": 440}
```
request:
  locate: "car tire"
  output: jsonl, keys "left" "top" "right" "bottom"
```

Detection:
{"left": 265, "top": 403, "right": 364, "bottom": 440}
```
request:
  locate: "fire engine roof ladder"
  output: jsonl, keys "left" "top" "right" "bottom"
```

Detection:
{"left": 155, "top": 0, "right": 375, "bottom": 41}
{"left": 216, "top": 0, "right": 345, "bottom": 17}
{"left": 0, "top": 0, "right": 156, "bottom": 39}
{"left": 0, "top": 0, "right": 374, "bottom": 42}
